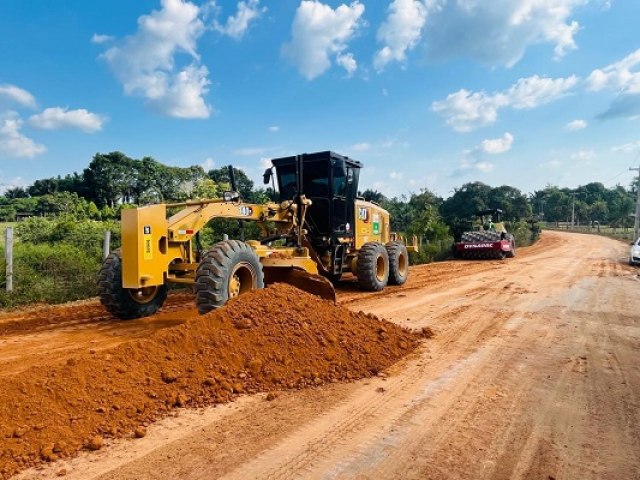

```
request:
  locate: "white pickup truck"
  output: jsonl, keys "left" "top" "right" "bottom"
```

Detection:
{"left": 630, "top": 238, "right": 640, "bottom": 266}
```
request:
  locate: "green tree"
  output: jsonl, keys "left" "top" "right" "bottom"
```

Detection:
{"left": 487, "top": 185, "right": 531, "bottom": 220}
{"left": 208, "top": 167, "right": 254, "bottom": 201}
{"left": 607, "top": 187, "right": 634, "bottom": 227}
{"left": 406, "top": 190, "right": 448, "bottom": 240}
{"left": 544, "top": 189, "right": 571, "bottom": 224}
{"left": 191, "top": 178, "right": 222, "bottom": 199}
{"left": 360, "top": 189, "right": 386, "bottom": 204}
{"left": 589, "top": 199, "right": 608, "bottom": 222}
{"left": 440, "top": 182, "right": 492, "bottom": 223}
{"left": 4, "top": 186, "right": 29, "bottom": 199}
{"left": 382, "top": 196, "right": 412, "bottom": 233}
{"left": 83, "top": 152, "right": 135, "bottom": 207}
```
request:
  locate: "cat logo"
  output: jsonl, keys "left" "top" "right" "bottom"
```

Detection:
{"left": 143, "top": 226, "right": 153, "bottom": 260}
{"left": 358, "top": 207, "right": 369, "bottom": 222}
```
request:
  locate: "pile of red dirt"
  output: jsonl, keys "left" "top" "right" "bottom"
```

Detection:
{"left": 0, "top": 284, "right": 424, "bottom": 478}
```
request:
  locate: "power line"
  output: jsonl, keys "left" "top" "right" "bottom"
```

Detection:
{"left": 603, "top": 168, "right": 632, "bottom": 185}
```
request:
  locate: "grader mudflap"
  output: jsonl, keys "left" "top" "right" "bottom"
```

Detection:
{"left": 263, "top": 267, "right": 337, "bottom": 303}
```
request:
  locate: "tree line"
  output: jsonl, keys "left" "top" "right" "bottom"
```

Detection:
{"left": 1, "top": 151, "right": 636, "bottom": 239}
{"left": 0, "top": 152, "right": 270, "bottom": 222}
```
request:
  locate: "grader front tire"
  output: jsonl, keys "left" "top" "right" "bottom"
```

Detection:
{"left": 357, "top": 242, "right": 389, "bottom": 291}
{"left": 195, "top": 240, "right": 264, "bottom": 315}
{"left": 98, "top": 251, "right": 168, "bottom": 320}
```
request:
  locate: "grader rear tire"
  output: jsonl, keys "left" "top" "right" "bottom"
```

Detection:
{"left": 98, "top": 250, "right": 168, "bottom": 320}
{"left": 386, "top": 241, "right": 409, "bottom": 286}
{"left": 357, "top": 242, "right": 389, "bottom": 291}
{"left": 195, "top": 240, "right": 264, "bottom": 314}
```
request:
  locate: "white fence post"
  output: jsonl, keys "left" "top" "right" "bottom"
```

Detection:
{"left": 5, "top": 227, "right": 13, "bottom": 293}
{"left": 103, "top": 230, "right": 111, "bottom": 260}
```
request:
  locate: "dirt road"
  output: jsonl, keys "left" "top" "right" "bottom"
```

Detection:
{"left": 6, "top": 230, "right": 640, "bottom": 479}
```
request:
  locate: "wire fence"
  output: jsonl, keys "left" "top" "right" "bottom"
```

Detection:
{"left": 0, "top": 224, "right": 534, "bottom": 309}
{"left": 543, "top": 223, "right": 635, "bottom": 243}
{"left": 0, "top": 227, "right": 116, "bottom": 308}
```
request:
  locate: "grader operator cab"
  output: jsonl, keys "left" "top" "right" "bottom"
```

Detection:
{"left": 98, "top": 151, "right": 416, "bottom": 320}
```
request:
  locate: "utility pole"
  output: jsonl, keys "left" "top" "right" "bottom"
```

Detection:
{"left": 103, "top": 230, "right": 111, "bottom": 260}
{"left": 5, "top": 227, "right": 13, "bottom": 293}
{"left": 570, "top": 192, "right": 578, "bottom": 228}
{"left": 630, "top": 165, "right": 640, "bottom": 240}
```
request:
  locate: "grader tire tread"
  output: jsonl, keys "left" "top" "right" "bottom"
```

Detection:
{"left": 195, "top": 240, "right": 264, "bottom": 315}
{"left": 357, "top": 242, "right": 389, "bottom": 292}
{"left": 98, "top": 250, "right": 168, "bottom": 320}
{"left": 386, "top": 241, "right": 409, "bottom": 286}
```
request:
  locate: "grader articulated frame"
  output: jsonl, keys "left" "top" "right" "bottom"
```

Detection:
{"left": 98, "top": 152, "right": 416, "bottom": 319}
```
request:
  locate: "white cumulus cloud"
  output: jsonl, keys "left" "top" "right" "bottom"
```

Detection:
{"left": 0, "top": 175, "right": 28, "bottom": 194}
{"left": 212, "top": 0, "right": 265, "bottom": 39}
{"left": 452, "top": 158, "right": 495, "bottom": 177}
{"left": 259, "top": 157, "right": 272, "bottom": 169}
{"left": 0, "top": 84, "right": 37, "bottom": 109}
{"left": 474, "top": 161, "right": 495, "bottom": 173}
{"left": 91, "top": 33, "right": 114, "bottom": 44}
{"left": 336, "top": 53, "right": 357, "bottom": 76}
{"left": 586, "top": 48, "right": 640, "bottom": 94}
{"left": 268, "top": 125, "right": 280, "bottom": 132}
{"left": 611, "top": 141, "right": 640, "bottom": 153}
{"left": 350, "top": 142, "right": 371, "bottom": 152}
{"left": 29, "top": 107, "right": 105, "bottom": 133}
{"left": 432, "top": 74, "right": 577, "bottom": 131}
{"left": 0, "top": 112, "right": 46, "bottom": 159}
{"left": 480, "top": 132, "right": 514, "bottom": 154}
{"left": 587, "top": 49, "right": 640, "bottom": 121}
{"left": 374, "top": 0, "right": 429, "bottom": 72}
{"left": 566, "top": 119, "right": 587, "bottom": 130}
{"left": 100, "top": 0, "right": 211, "bottom": 119}
{"left": 570, "top": 149, "right": 595, "bottom": 161}
{"left": 282, "top": 1, "right": 364, "bottom": 80}
{"left": 201, "top": 157, "right": 215, "bottom": 170}
{"left": 424, "top": 0, "right": 584, "bottom": 68}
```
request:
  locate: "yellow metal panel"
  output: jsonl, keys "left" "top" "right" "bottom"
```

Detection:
{"left": 354, "top": 200, "right": 390, "bottom": 249}
{"left": 260, "top": 256, "right": 319, "bottom": 274}
{"left": 121, "top": 205, "right": 169, "bottom": 289}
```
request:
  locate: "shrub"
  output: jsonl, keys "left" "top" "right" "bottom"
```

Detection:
{"left": 506, "top": 220, "right": 538, "bottom": 247}
{"left": 15, "top": 217, "right": 120, "bottom": 258}
{"left": 0, "top": 243, "right": 101, "bottom": 308}
{"left": 409, "top": 237, "right": 454, "bottom": 265}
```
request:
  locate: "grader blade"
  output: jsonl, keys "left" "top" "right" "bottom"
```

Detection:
{"left": 263, "top": 267, "right": 337, "bottom": 303}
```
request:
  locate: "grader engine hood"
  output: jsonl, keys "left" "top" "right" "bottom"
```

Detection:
{"left": 121, "top": 205, "right": 169, "bottom": 289}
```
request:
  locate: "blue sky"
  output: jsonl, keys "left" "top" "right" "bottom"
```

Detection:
{"left": 1, "top": 0, "right": 639, "bottom": 198}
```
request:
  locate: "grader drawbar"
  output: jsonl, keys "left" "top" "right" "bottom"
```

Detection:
{"left": 98, "top": 151, "right": 417, "bottom": 319}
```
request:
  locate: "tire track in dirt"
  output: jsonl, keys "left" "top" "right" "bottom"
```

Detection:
{"left": 219, "top": 232, "right": 639, "bottom": 480}
{"left": 222, "top": 281, "right": 571, "bottom": 480}
{"left": 7, "top": 231, "right": 640, "bottom": 480}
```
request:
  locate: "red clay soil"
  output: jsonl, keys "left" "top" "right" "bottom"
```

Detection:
{"left": 0, "top": 284, "right": 424, "bottom": 479}
{"left": 0, "top": 293, "right": 194, "bottom": 336}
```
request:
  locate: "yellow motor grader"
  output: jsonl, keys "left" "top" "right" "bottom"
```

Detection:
{"left": 98, "top": 151, "right": 417, "bottom": 319}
